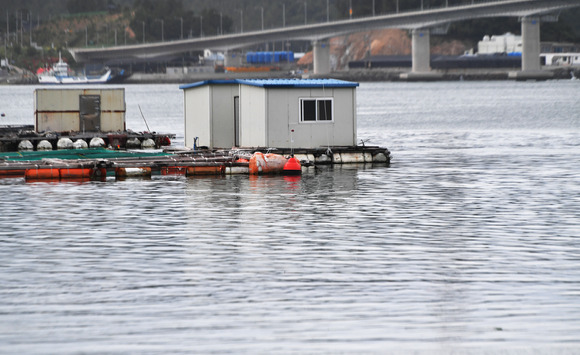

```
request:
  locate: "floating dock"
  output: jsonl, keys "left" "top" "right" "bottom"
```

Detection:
{"left": 0, "top": 145, "right": 390, "bottom": 182}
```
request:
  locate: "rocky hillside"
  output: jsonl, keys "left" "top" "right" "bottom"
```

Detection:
{"left": 298, "top": 28, "right": 469, "bottom": 70}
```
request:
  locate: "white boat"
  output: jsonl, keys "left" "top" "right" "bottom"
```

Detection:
{"left": 37, "top": 53, "right": 113, "bottom": 85}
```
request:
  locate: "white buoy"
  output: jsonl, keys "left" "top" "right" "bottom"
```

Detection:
{"left": 89, "top": 137, "right": 106, "bottom": 148}
{"left": 141, "top": 138, "right": 156, "bottom": 149}
{"left": 57, "top": 137, "right": 74, "bottom": 150}
{"left": 315, "top": 154, "right": 331, "bottom": 164}
{"left": 126, "top": 137, "right": 141, "bottom": 149}
{"left": 37, "top": 140, "right": 53, "bottom": 151}
{"left": 18, "top": 140, "right": 34, "bottom": 151}
{"left": 372, "top": 152, "right": 389, "bottom": 163}
{"left": 73, "top": 139, "right": 88, "bottom": 149}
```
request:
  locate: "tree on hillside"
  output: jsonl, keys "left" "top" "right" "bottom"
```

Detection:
{"left": 130, "top": 0, "right": 233, "bottom": 42}
{"left": 66, "top": 0, "right": 107, "bottom": 14}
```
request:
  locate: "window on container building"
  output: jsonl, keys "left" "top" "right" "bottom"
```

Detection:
{"left": 300, "top": 98, "right": 333, "bottom": 122}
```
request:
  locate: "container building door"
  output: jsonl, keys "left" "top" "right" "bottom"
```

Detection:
{"left": 79, "top": 95, "right": 101, "bottom": 132}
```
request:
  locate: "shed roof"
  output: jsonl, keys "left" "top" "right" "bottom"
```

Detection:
{"left": 179, "top": 78, "right": 359, "bottom": 90}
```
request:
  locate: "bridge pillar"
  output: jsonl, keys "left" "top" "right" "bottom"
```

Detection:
{"left": 400, "top": 28, "right": 442, "bottom": 81}
{"left": 509, "top": 16, "right": 552, "bottom": 80}
{"left": 412, "top": 28, "right": 430, "bottom": 73}
{"left": 313, "top": 40, "right": 331, "bottom": 75}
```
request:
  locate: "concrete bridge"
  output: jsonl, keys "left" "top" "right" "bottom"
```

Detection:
{"left": 70, "top": 0, "right": 580, "bottom": 79}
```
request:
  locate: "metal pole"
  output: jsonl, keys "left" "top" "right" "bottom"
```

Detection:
{"left": 283, "top": 4, "right": 286, "bottom": 27}
{"left": 327, "top": 0, "right": 329, "bottom": 22}
{"left": 349, "top": 0, "right": 352, "bottom": 19}
{"left": 220, "top": 13, "right": 223, "bottom": 35}
{"left": 142, "top": 21, "right": 145, "bottom": 43}
{"left": 240, "top": 10, "right": 243, "bottom": 33}
{"left": 260, "top": 7, "right": 264, "bottom": 31}
{"left": 199, "top": 16, "right": 203, "bottom": 37}
{"left": 304, "top": 2, "right": 307, "bottom": 25}
{"left": 372, "top": 0, "right": 375, "bottom": 16}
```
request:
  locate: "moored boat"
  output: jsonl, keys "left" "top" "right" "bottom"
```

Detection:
{"left": 37, "top": 52, "right": 114, "bottom": 85}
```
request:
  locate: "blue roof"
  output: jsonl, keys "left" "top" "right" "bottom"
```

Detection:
{"left": 180, "top": 78, "right": 358, "bottom": 90}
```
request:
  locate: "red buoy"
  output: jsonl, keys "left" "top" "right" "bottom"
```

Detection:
{"left": 283, "top": 156, "right": 302, "bottom": 175}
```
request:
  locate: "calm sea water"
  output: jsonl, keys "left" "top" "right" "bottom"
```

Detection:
{"left": 1, "top": 80, "right": 579, "bottom": 354}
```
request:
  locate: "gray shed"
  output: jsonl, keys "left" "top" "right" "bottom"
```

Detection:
{"left": 179, "top": 79, "right": 359, "bottom": 149}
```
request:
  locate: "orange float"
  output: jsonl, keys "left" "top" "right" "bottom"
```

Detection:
{"left": 25, "top": 168, "right": 60, "bottom": 180}
{"left": 0, "top": 169, "right": 26, "bottom": 178}
{"left": 160, "top": 166, "right": 187, "bottom": 175}
{"left": 249, "top": 152, "right": 288, "bottom": 175}
{"left": 115, "top": 167, "right": 152, "bottom": 178}
{"left": 60, "top": 168, "right": 93, "bottom": 179}
{"left": 186, "top": 166, "right": 225, "bottom": 176}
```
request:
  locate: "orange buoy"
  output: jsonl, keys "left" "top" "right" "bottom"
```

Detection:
{"left": 115, "top": 167, "right": 152, "bottom": 178}
{"left": 160, "top": 166, "right": 187, "bottom": 175}
{"left": 0, "top": 169, "right": 26, "bottom": 178}
{"left": 283, "top": 156, "right": 302, "bottom": 175}
{"left": 249, "top": 152, "right": 288, "bottom": 175}
{"left": 91, "top": 167, "right": 109, "bottom": 180}
{"left": 25, "top": 168, "right": 60, "bottom": 180}
{"left": 60, "top": 168, "right": 93, "bottom": 179}
{"left": 186, "top": 166, "right": 225, "bottom": 176}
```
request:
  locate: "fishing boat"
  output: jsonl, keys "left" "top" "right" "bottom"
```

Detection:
{"left": 37, "top": 52, "right": 113, "bottom": 85}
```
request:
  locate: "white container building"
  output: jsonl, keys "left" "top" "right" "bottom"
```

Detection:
{"left": 179, "top": 79, "right": 359, "bottom": 149}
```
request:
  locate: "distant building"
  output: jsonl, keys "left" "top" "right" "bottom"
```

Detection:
{"left": 541, "top": 53, "right": 580, "bottom": 66}
{"left": 180, "top": 79, "right": 359, "bottom": 150}
{"left": 478, "top": 33, "right": 522, "bottom": 55}
{"left": 541, "top": 42, "right": 580, "bottom": 53}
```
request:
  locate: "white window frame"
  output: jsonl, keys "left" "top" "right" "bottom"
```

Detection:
{"left": 299, "top": 98, "right": 334, "bottom": 123}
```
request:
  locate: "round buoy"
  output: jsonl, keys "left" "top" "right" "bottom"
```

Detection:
{"left": 141, "top": 138, "right": 156, "bottom": 149}
{"left": 126, "top": 138, "right": 141, "bottom": 149}
{"left": 89, "top": 137, "right": 106, "bottom": 148}
{"left": 283, "top": 156, "right": 302, "bottom": 175}
{"left": 372, "top": 152, "right": 389, "bottom": 163}
{"left": 57, "top": 138, "right": 74, "bottom": 150}
{"left": 18, "top": 140, "right": 34, "bottom": 151}
{"left": 73, "top": 139, "right": 88, "bottom": 149}
{"left": 37, "top": 140, "right": 53, "bottom": 151}
{"left": 315, "top": 154, "right": 331, "bottom": 164}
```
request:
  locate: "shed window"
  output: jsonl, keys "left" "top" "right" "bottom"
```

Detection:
{"left": 300, "top": 98, "right": 333, "bottom": 122}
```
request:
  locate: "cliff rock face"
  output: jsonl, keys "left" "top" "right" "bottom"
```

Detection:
{"left": 298, "top": 28, "right": 468, "bottom": 70}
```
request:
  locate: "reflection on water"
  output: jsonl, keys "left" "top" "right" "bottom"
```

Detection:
{"left": 1, "top": 81, "right": 580, "bottom": 353}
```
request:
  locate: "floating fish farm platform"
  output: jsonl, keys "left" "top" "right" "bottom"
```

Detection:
{"left": 0, "top": 125, "right": 175, "bottom": 152}
{"left": 0, "top": 145, "right": 390, "bottom": 182}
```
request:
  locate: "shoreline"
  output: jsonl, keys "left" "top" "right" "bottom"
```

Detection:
{"left": 3, "top": 67, "right": 579, "bottom": 85}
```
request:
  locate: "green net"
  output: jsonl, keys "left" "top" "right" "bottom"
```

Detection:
{"left": 0, "top": 148, "right": 171, "bottom": 161}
